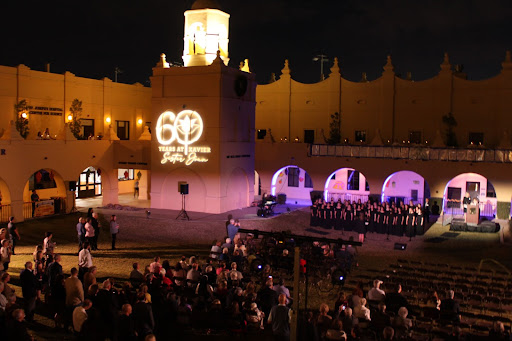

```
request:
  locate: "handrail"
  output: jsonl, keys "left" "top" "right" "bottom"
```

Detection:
{"left": 309, "top": 144, "right": 512, "bottom": 163}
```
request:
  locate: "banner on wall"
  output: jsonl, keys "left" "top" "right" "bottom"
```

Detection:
{"left": 34, "top": 200, "right": 55, "bottom": 217}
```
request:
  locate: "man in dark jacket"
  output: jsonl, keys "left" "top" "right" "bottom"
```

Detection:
{"left": 440, "top": 290, "right": 460, "bottom": 322}
{"left": 20, "top": 262, "right": 38, "bottom": 322}
{"left": 118, "top": 303, "right": 137, "bottom": 341}
{"left": 133, "top": 292, "right": 155, "bottom": 338}
{"left": 268, "top": 294, "right": 291, "bottom": 341}
{"left": 385, "top": 283, "right": 408, "bottom": 315}
{"left": 257, "top": 278, "right": 278, "bottom": 319}
{"left": 7, "top": 309, "right": 33, "bottom": 341}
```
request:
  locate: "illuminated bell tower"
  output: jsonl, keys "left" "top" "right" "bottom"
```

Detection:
{"left": 151, "top": 0, "right": 256, "bottom": 214}
{"left": 183, "top": 0, "right": 230, "bottom": 67}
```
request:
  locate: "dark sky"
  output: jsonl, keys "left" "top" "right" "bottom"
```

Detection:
{"left": 1, "top": 0, "right": 510, "bottom": 85}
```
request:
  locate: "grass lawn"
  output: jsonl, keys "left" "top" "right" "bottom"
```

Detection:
{"left": 3, "top": 208, "right": 511, "bottom": 340}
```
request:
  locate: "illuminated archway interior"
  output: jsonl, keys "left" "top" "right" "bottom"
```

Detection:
{"left": 23, "top": 169, "right": 66, "bottom": 218}
{"left": 324, "top": 168, "right": 370, "bottom": 202}
{"left": 381, "top": 170, "right": 430, "bottom": 205}
{"left": 271, "top": 166, "right": 313, "bottom": 205}
{"left": 443, "top": 173, "right": 497, "bottom": 218}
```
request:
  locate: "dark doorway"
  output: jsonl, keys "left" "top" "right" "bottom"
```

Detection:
{"left": 116, "top": 121, "right": 130, "bottom": 140}
{"left": 81, "top": 119, "right": 94, "bottom": 140}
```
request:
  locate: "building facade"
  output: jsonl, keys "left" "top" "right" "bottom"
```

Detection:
{"left": 0, "top": 0, "right": 511, "bottom": 222}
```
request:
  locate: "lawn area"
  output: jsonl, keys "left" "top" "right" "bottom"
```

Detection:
{"left": 3, "top": 207, "right": 511, "bottom": 340}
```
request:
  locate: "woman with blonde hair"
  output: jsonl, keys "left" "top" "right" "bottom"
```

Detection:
{"left": 354, "top": 297, "right": 371, "bottom": 321}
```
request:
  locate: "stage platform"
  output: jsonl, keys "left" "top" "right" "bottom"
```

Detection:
{"left": 449, "top": 218, "right": 499, "bottom": 233}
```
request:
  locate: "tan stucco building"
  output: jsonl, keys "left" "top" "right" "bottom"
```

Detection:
{"left": 0, "top": 0, "right": 512, "bottom": 222}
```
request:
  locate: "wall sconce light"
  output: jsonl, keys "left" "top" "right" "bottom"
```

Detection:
{"left": 106, "top": 117, "right": 111, "bottom": 123}
{"left": 137, "top": 118, "right": 143, "bottom": 125}
{"left": 21, "top": 112, "right": 28, "bottom": 119}
{"left": 67, "top": 114, "right": 73, "bottom": 121}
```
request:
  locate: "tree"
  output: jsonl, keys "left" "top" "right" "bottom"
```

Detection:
{"left": 69, "top": 99, "right": 83, "bottom": 139}
{"left": 323, "top": 112, "right": 341, "bottom": 145}
{"left": 14, "top": 99, "right": 29, "bottom": 139}
{"left": 442, "top": 112, "right": 458, "bottom": 147}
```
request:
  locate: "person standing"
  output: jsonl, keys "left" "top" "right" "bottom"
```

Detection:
{"left": 78, "top": 242, "right": 93, "bottom": 281}
{"left": 424, "top": 198, "right": 431, "bottom": 223}
{"left": 91, "top": 213, "right": 100, "bottom": 251}
{"left": 226, "top": 219, "right": 238, "bottom": 242}
{"left": 84, "top": 218, "right": 95, "bottom": 249}
{"left": 20, "top": 261, "right": 38, "bottom": 322}
{"left": 1, "top": 238, "right": 12, "bottom": 271}
{"left": 43, "top": 232, "right": 55, "bottom": 261}
{"left": 8, "top": 217, "right": 20, "bottom": 255}
{"left": 134, "top": 180, "right": 140, "bottom": 198}
{"left": 109, "top": 215, "right": 119, "bottom": 250}
{"left": 76, "top": 217, "right": 85, "bottom": 252}
{"left": 31, "top": 190, "right": 39, "bottom": 217}
{"left": 268, "top": 293, "right": 292, "bottom": 341}
{"left": 65, "top": 267, "right": 84, "bottom": 309}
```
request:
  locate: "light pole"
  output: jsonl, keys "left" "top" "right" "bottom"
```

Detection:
{"left": 313, "top": 54, "right": 329, "bottom": 80}
{"left": 114, "top": 67, "right": 123, "bottom": 83}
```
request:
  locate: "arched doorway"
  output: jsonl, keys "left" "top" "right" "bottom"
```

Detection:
{"left": 23, "top": 168, "right": 66, "bottom": 219}
{"left": 0, "top": 178, "right": 12, "bottom": 222}
{"left": 161, "top": 167, "right": 207, "bottom": 212}
{"left": 381, "top": 170, "right": 430, "bottom": 205}
{"left": 271, "top": 166, "right": 313, "bottom": 205}
{"left": 324, "top": 168, "right": 370, "bottom": 203}
{"left": 76, "top": 166, "right": 102, "bottom": 198}
{"left": 254, "top": 170, "right": 261, "bottom": 198}
{"left": 226, "top": 168, "right": 250, "bottom": 210}
{"left": 443, "top": 173, "right": 497, "bottom": 218}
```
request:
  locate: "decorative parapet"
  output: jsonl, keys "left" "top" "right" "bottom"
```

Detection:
{"left": 310, "top": 144, "right": 512, "bottom": 163}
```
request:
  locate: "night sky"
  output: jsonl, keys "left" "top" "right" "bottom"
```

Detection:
{"left": 1, "top": 0, "right": 510, "bottom": 85}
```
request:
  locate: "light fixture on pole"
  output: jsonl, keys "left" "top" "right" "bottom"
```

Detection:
{"left": 313, "top": 54, "right": 329, "bottom": 80}
{"left": 114, "top": 67, "right": 123, "bottom": 83}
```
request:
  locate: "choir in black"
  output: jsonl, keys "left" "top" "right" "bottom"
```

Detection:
{"left": 310, "top": 198, "right": 427, "bottom": 241}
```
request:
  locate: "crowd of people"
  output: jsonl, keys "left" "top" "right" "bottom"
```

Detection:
{"left": 0, "top": 212, "right": 302, "bottom": 341}
{"left": 0, "top": 203, "right": 505, "bottom": 341}
{"left": 310, "top": 198, "right": 439, "bottom": 242}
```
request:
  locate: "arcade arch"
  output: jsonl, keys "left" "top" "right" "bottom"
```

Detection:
{"left": 226, "top": 168, "right": 250, "bottom": 210}
{"left": 443, "top": 173, "right": 497, "bottom": 218}
{"left": 324, "top": 168, "right": 370, "bottom": 203}
{"left": 161, "top": 167, "right": 207, "bottom": 212}
{"left": 270, "top": 166, "right": 313, "bottom": 205}
{"left": 381, "top": 170, "right": 430, "bottom": 205}
{"left": 0, "top": 177, "right": 12, "bottom": 222}
{"left": 23, "top": 168, "right": 66, "bottom": 218}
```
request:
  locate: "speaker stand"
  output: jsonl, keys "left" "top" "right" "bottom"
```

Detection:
{"left": 70, "top": 194, "right": 78, "bottom": 213}
{"left": 176, "top": 194, "right": 190, "bottom": 220}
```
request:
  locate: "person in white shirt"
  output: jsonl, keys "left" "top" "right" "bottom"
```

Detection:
{"left": 368, "top": 279, "right": 386, "bottom": 302}
{"left": 78, "top": 242, "right": 93, "bottom": 280}
{"left": 210, "top": 241, "right": 222, "bottom": 259}
{"left": 354, "top": 298, "right": 372, "bottom": 321}
{"left": 73, "top": 299, "right": 92, "bottom": 333}
{"left": 43, "top": 231, "right": 55, "bottom": 257}
{"left": 149, "top": 256, "right": 161, "bottom": 274}
{"left": 273, "top": 278, "right": 292, "bottom": 305}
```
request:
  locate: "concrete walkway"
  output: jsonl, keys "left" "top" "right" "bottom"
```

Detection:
{"left": 77, "top": 193, "right": 310, "bottom": 221}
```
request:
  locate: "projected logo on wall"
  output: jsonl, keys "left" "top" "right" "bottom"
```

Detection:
{"left": 156, "top": 110, "right": 211, "bottom": 165}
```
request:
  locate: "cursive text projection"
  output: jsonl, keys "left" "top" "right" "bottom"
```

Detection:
{"left": 156, "top": 110, "right": 211, "bottom": 165}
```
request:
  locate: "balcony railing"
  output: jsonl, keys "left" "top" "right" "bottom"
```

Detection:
{"left": 0, "top": 205, "right": 12, "bottom": 223}
{"left": 310, "top": 144, "right": 512, "bottom": 163}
